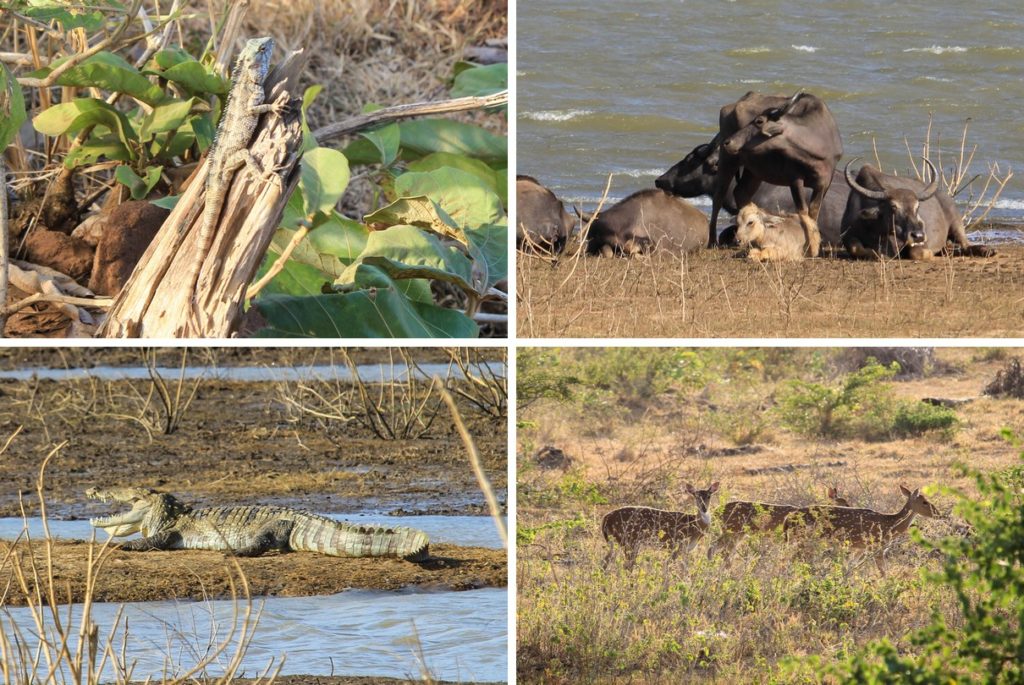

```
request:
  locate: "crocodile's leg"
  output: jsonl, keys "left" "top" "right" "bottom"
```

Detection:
{"left": 117, "top": 531, "right": 183, "bottom": 551}
{"left": 228, "top": 520, "right": 293, "bottom": 557}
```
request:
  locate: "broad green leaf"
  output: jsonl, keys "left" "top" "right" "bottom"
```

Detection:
{"left": 364, "top": 195, "right": 465, "bottom": 242}
{"left": 494, "top": 167, "right": 508, "bottom": 208}
{"left": 114, "top": 164, "right": 162, "bottom": 200}
{"left": 450, "top": 62, "right": 507, "bottom": 98}
{"left": 394, "top": 168, "right": 505, "bottom": 228}
{"left": 151, "top": 194, "right": 180, "bottom": 210}
{"left": 151, "top": 49, "right": 192, "bottom": 71}
{"left": 343, "top": 119, "right": 506, "bottom": 166}
{"left": 299, "top": 147, "right": 349, "bottom": 216}
{"left": 192, "top": 114, "right": 215, "bottom": 151}
{"left": 64, "top": 136, "right": 132, "bottom": 167}
{"left": 22, "top": 5, "right": 104, "bottom": 31}
{"left": 254, "top": 247, "right": 334, "bottom": 297}
{"left": 0, "top": 63, "right": 28, "bottom": 150}
{"left": 336, "top": 224, "right": 477, "bottom": 295}
{"left": 160, "top": 61, "right": 228, "bottom": 97}
{"left": 253, "top": 272, "right": 478, "bottom": 338}
{"left": 359, "top": 123, "right": 400, "bottom": 166}
{"left": 268, "top": 213, "right": 369, "bottom": 280}
{"left": 406, "top": 152, "right": 498, "bottom": 197}
{"left": 152, "top": 122, "right": 197, "bottom": 159}
{"left": 30, "top": 52, "right": 166, "bottom": 105}
{"left": 33, "top": 98, "right": 137, "bottom": 150}
{"left": 139, "top": 98, "right": 196, "bottom": 141}
{"left": 465, "top": 222, "right": 508, "bottom": 291}
{"left": 301, "top": 84, "right": 323, "bottom": 151}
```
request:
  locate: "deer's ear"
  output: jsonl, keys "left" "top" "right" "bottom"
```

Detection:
{"left": 710, "top": 482, "right": 720, "bottom": 493}
{"left": 684, "top": 482, "right": 695, "bottom": 494}
{"left": 827, "top": 486, "right": 837, "bottom": 497}
{"left": 899, "top": 484, "right": 912, "bottom": 497}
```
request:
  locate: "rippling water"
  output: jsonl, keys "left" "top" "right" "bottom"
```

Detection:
{"left": 0, "top": 588, "right": 507, "bottom": 682}
{"left": 517, "top": 0, "right": 1024, "bottom": 224}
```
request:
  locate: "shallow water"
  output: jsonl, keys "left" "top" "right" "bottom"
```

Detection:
{"left": 0, "top": 362, "right": 505, "bottom": 383}
{"left": 0, "top": 514, "right": 505, "bottom": 549}
{"left": 0, "top": 587, "right": 507, "bottom": 682}
{"left": 518, "top": 0, "right": 1024, "bottom": 225}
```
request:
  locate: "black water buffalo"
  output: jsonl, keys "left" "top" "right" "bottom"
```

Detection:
{"left": 584, "top": 189, "right": 708, "bottom": 257}
{"left": 714, "top": 91, "right": 843, "bottom": 257}
{"left": 516, "top": 175, "right": 576, "bottom": 254}
{"left": 841, "top": 158, "right": 994, "bottom": 260}
{"left": 655, "top": 138, "right": 850, "bottom": 248}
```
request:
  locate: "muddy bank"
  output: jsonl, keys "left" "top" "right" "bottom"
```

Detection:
{"left": 518, "top": 244, "right": 1024, "bottom": 338}
{"left": 0, "top": 378, "right": 507, "bottom": 518}
{"left": 0, "top": 541, "right": 506, "bottom": 606}
{"left": 0, "top": 347, "right": 477, "bottom": 371}
{"left": 232, "top": 679, "right": 493, "bottom": 685}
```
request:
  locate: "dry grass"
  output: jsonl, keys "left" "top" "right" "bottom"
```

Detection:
{"left": 517, "top": 348, "right": 1024, "bottom": 683}
{"left": 517, "top": 245, "right": 1024, "bottom": 338}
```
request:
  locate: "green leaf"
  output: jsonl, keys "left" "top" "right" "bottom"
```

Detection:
{"left": 405, "top": 152, "right": 499, "bottom": 197}
{"left": 0, "top": 63, "right": 28, "bottom": 150}
{"left": 359, "top": 123, "right": 401, "bottom": 166}
{"left": 33, "top": 98, "right": 137, "bottom": 148}
{"left": 30, "top": 52, "right": 166, "bottom": 106}
{"left": 300, "top": 84, "right": 323, "bottom": 151}
{"left": 22, "top": 4, "right": 104, "bottom": 31}
{"left": 337, "top": 224, "right": 478, "bottom": 295}
{"left": 252, "top": 278, "right": 478, "bottom": 338}
{"left": 364, "top": 195, "right": 465, "bottom": 241}
{"left": 159, "top": 60, "right": 228, "bottom": 97}
{"left": 450, "top": 62, "right": 507, "bottom": 98}
{"left": 114, "top": 164, "right": 162, "bottom": 200}
{"left": 139, "top": 98, "right": 196, "bottom": 142}
{"left": 254, "top": 246, "right": 334, "bottom": 297}
{"left": 394, "top": 168, "right": 505, "bottom": 228}
{"left": 465, "top": 222, "right": 508, "bottom": 290}
{"left": 191, "top": 114, "right": 215, "bottom": 151}
{"left": 64, "top": 136, "right": 132, "bottom": 167}
{"left": 343, "top": 119, "right": 506, "bottom": 166}
{"left": 151, "top": 195, "right": 180, "bottom": 210}
{"left": 266, "top": 213, "right": 369, "bottom": 283}
{"left": 299, "top": 147, "right": 350, "bottom": 217}
{"left": 150, "top": 49, "right": 192, "bottom": 71}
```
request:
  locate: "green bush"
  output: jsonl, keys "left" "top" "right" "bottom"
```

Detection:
{"left": 816, "top": 435, "right": 1024, "bottom": 683}
{"left": 776, "top": 361, "right": 958, "bottom": 441}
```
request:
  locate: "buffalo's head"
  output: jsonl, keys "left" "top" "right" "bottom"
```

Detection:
{"left": 722, "top": 91, "right": 804, "bottom": 156}
{"left": 655, "top": 138, "right": 720, "bottom": 196}
{"left": 846, "top": 158, "right": 938, "bottom": 252}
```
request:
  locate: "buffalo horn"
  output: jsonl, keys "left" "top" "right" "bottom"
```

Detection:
{"left": 844, "top": 158, "right": 887, "bottom": 201}
{"left": 917, "top": 158, "right": 939, "bottom": 201}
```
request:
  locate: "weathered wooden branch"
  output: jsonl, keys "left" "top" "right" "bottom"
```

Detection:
{"left": 96, "top": 50, "right": 308, "bottom": 338}
{"left": 0, "top": 157, "right": 8, "bottom": 336}
{"left": 312, "top": 90, "right": 508, "bottom": 143}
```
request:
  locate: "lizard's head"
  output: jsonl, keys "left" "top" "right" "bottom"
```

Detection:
{"left": 86, "top": 487, "right": 189, "bottom": 538}
{"left": 236, "top": 37, "right": 275, "bottom": 82}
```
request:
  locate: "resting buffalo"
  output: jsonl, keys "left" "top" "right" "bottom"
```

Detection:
{"left": 655, "top": 138, "right": 850, "bottom": 248}
{"left": 841, "top": 158, "right": 994, "bottom": 260}
{"left": 584, "top": 189, "right": 708, "bottom": 257}
{"left": 713, "top": 91, "right": 843, "bottom": 257}
{"left": 516, "top": 175, "right": 575, "bottom": 254}
{"left": 735, "top": 203, "right": 808, "bottom": 261}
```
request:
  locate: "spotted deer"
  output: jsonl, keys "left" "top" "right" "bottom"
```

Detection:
{"left": 708, "top": 486, "right": 851, "bottom": 560}
{"left": 601, "top": 482, "right": 720, "bottom": 569}
{"left": 783, "top": 484, "right": 941, "bottom": 574}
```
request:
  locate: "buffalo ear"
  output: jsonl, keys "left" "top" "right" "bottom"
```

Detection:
{"left": 858, "top": 207, "right": 881, "bottom": 221}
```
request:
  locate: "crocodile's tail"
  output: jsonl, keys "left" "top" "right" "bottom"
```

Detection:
{"left": 290, "top": 516, "right": 429, "bottom": 561}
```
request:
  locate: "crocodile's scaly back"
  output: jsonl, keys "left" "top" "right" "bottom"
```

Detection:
{"left": 287, "top": 510, "right": 430, "bottom": 561}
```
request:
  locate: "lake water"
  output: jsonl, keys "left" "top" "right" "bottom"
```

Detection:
{"left": 0, "top": 587, "right": 507, "bottom": 682}
{"left": 517, "top": 0, "right": 1024, "bottom": 227}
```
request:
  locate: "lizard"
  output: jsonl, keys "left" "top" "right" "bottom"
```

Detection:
{"left": 186, "top": 36, "right": 289, "bottom": 332}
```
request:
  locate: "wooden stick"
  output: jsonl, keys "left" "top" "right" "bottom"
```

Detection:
{"left": 313, "top": 90, "right": 508, "bottom": 143}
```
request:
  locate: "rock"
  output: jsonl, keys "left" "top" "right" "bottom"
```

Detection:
{"left": 88, "top": 200, "right": 168, "bottom": 296}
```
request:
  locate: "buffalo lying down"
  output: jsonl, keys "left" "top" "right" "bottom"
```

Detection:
{"left": 735, "top": 204, "right": 808, "bottom": 261}
{"left": 841, "top": 159, "right": 995, "bottom": 260}
{"left": 516, "top": 175, "right": 576, "bottom": 254}
{"left": 655, "top": 139, "right": 850, "bottom": 248}
{"left": 584, "top": 189, "right": 708, "bottom": 257}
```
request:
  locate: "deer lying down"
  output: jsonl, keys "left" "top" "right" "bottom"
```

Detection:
{"left": 783, "top": 484, "right": 941, "bottom": 575}
{"left": 708, "top": 486, "right": 850, "bottom": 560}
{"left": 601, "top": 482, "right": 719, "bottom": 569}
{"left": 736, "top": 203, "right": 815, "bottom": 261}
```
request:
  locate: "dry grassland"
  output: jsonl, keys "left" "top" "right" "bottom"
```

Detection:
{"left": 517, "top": 245, "right": 1024, "bottom": 338}
{"left": 517, "top": 348, "right": 1024, "bottom": 683}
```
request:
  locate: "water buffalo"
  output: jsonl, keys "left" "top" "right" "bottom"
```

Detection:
{"left": 516, "top": 175, "right": 576, "bottom": 254}
{"left": 583, "top": 189, "right": 708, "bottom": 257}
{"left": 841, "top": 158, "right": 995, "bottom": 260}
{"left": 714, "top": 91, "right": 843, "bottom": 257}
{"left": 735, "top": 203, "right": 807, "bottom": 261}
{"left": 655, "top": 138, "right": 850, "bottom": 248}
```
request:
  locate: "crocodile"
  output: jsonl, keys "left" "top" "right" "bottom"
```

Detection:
{"left": 86, "top": 487, "right": 429, "bottom": 561}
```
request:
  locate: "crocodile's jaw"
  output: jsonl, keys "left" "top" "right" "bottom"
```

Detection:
{"left": 90, "top": 500, "right": 151, "bottom": 537}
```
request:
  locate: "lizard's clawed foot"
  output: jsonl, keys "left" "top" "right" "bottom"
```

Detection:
{"left": 269, "top": 91, "right": 292, "bottom": 117}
